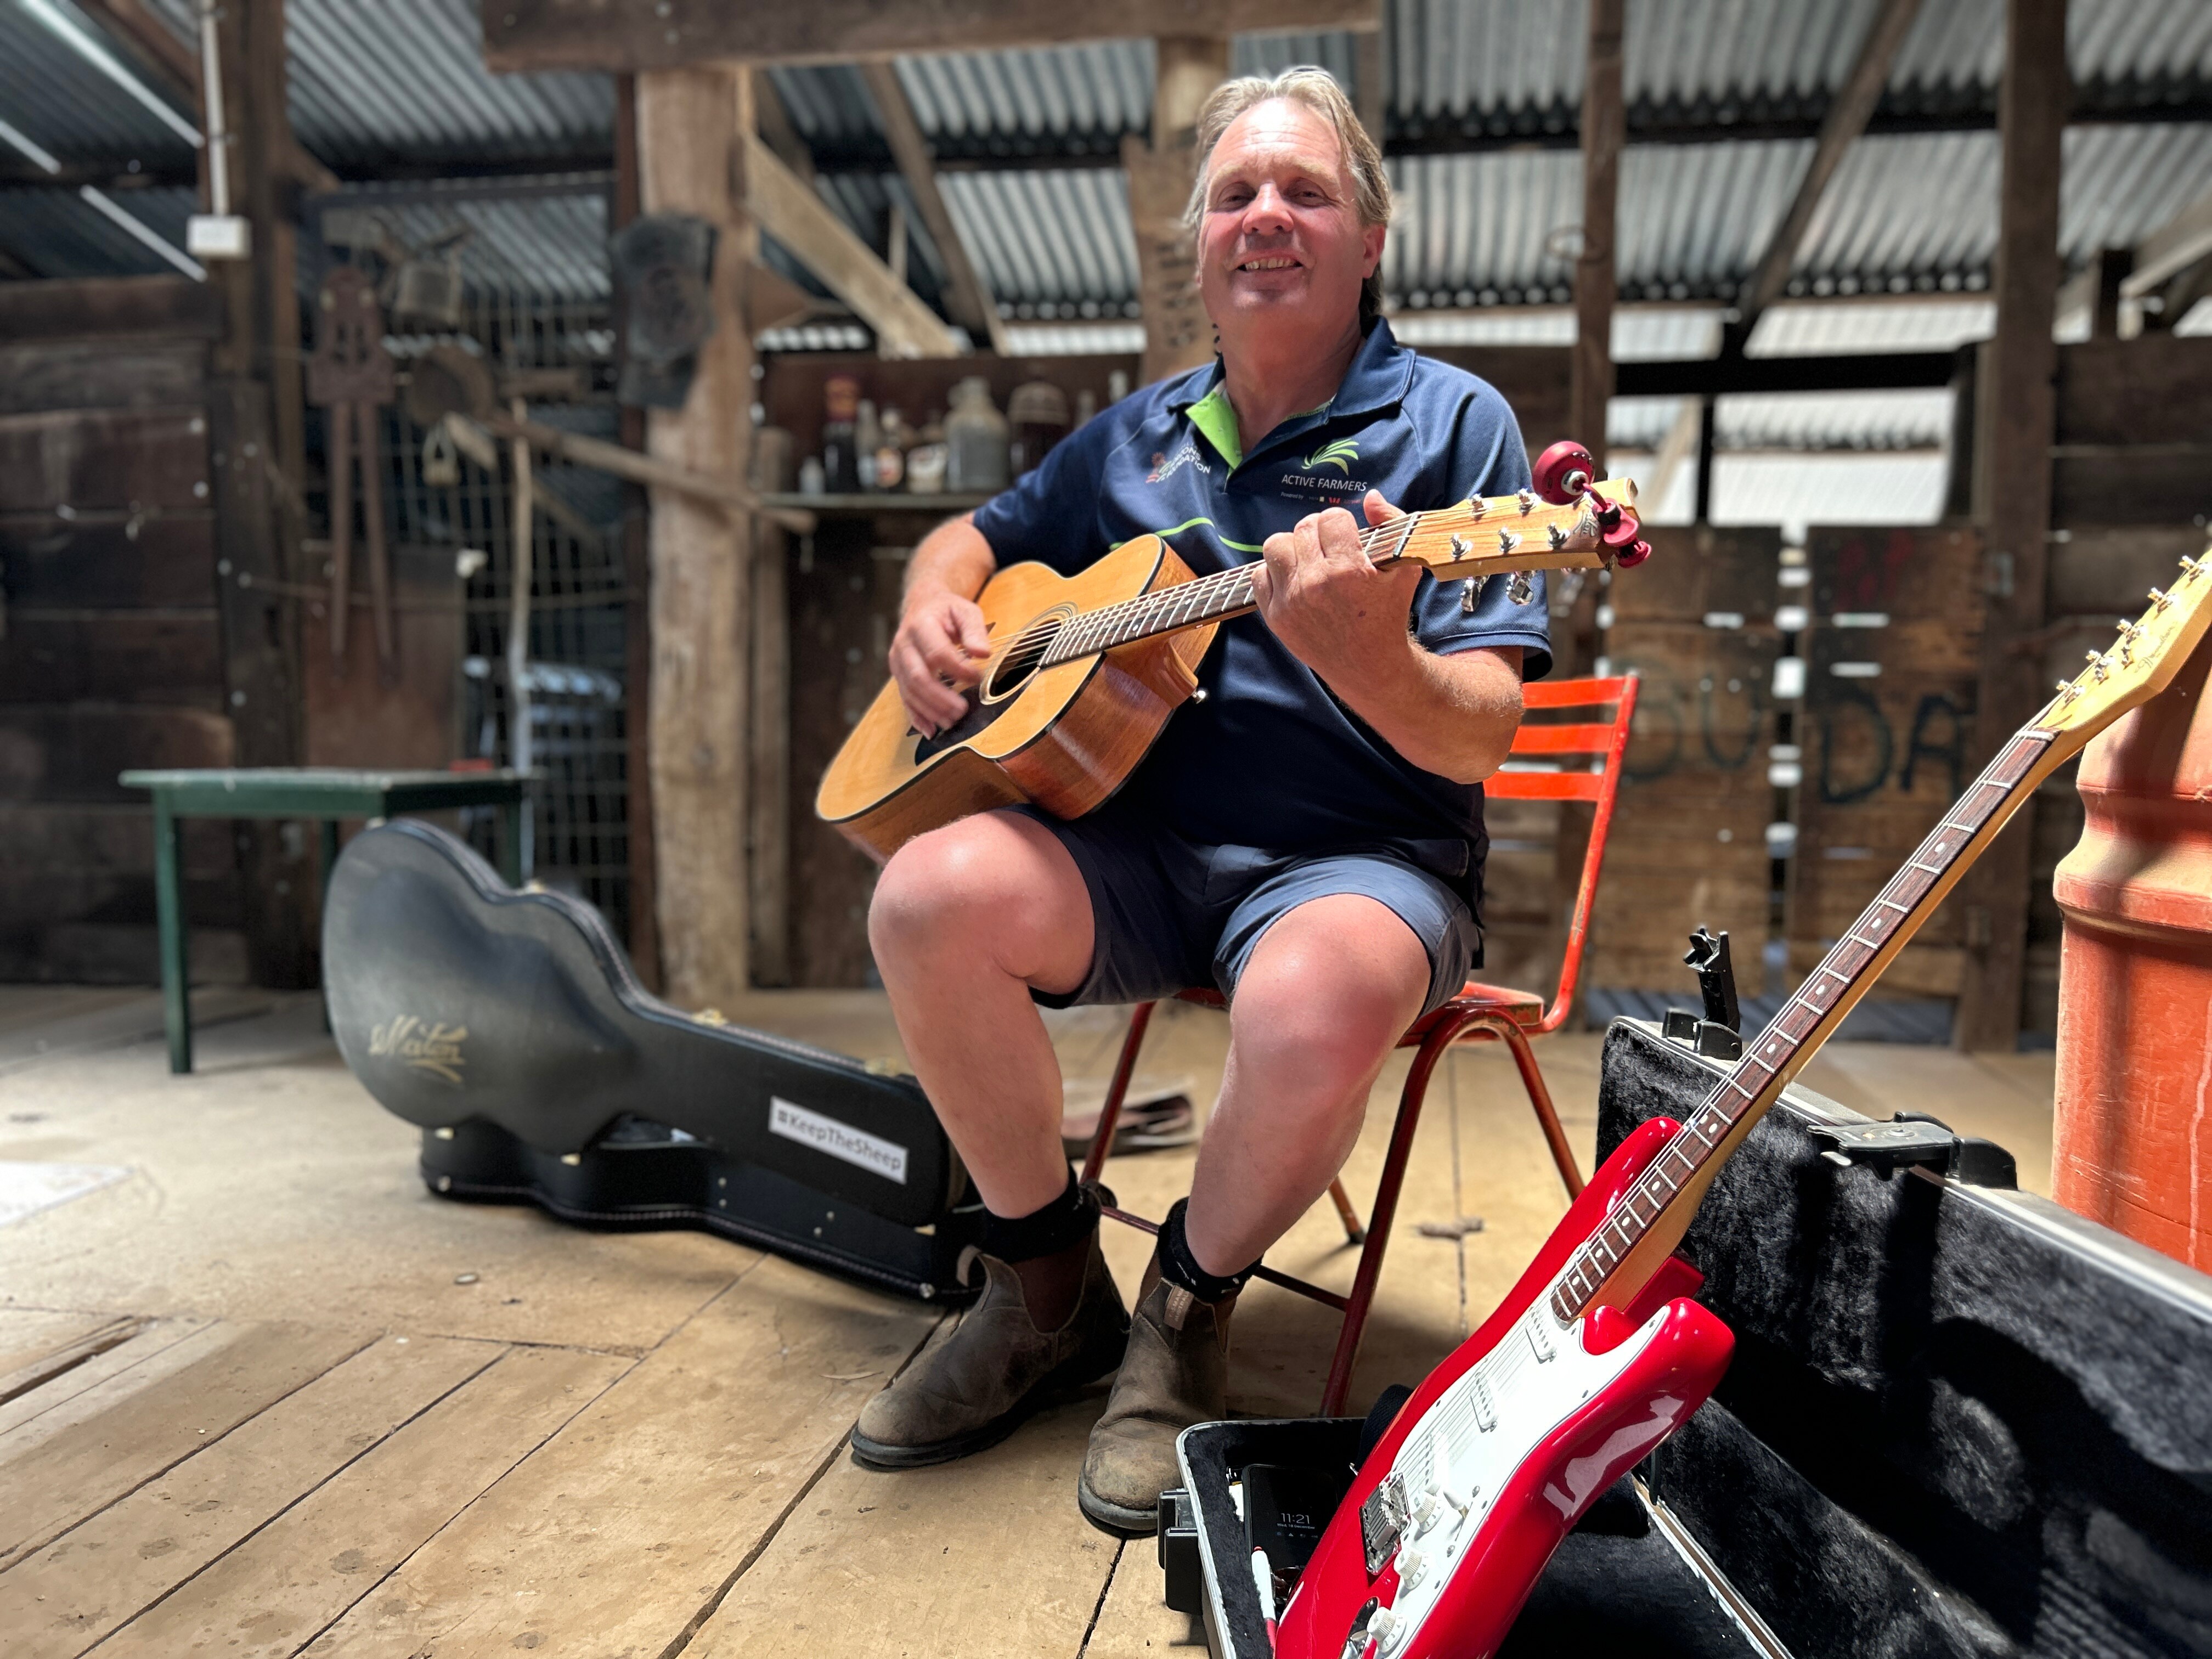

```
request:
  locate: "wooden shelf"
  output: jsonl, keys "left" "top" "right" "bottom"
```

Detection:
{"left": 758, "top": 492, "right": 994, "bottom": 515}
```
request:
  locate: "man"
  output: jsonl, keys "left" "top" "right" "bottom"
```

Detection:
{"left": 852, "top": 67, "right": 1548, "bottom": 1536}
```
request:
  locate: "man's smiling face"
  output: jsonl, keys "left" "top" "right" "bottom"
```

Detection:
{"left": 1194, "top": 98, "right": 1384, "bottom": 343}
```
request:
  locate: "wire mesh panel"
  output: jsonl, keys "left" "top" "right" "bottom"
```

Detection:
{"left": 304, "top": 186, "right": 632, "bottom": 937}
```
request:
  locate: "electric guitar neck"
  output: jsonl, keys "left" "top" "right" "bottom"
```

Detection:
{"left": 1564, "top": 554, "right": 2212, "bottom": 1314}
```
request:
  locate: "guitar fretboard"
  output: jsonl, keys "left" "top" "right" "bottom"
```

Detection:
{"left": 1548, "top": 724, "right": 2055, "bottom": 1325}
{"left": 1035, "top": 514, "right": 1425, "bottom": 667}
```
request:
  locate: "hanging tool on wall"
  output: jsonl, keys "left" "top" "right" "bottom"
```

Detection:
{"left": 306, "top": 266, "right": 398, "bottom": 676}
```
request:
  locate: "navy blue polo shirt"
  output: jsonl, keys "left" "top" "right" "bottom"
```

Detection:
{"left": 969, "top": 318, "right": 1547, "bottom": 865}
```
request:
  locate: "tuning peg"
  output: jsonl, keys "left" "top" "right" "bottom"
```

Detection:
{"left": 1516, "top": 490, "right": 1538, "bottom": 517}
{"left": 1460, "top": 577, "right": 1482, "bottom": 614}
{"left": 1546, "top": 522, "right": 1568, "bottom": 551}
{"left": 2149, "top": 588, "right": 2171, "bottom": 610}
{"left": 2085, "top": 651, "right": 2111, "bottom": 681}
{"left": 1449, "top": 533, "right": 1470, "bottom": 561}
{"left": 1498, "top": 529, "right": 1522, "bottom": 554}
{"left": 2055, "top": 680, "right": 2078, "bottom": 699}
{"left": 2182, "top": 556, "right": 2204, "bottom": 580}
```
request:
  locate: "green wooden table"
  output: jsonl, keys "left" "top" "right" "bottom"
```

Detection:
{"left": 120, "top": 768, "right": 533, "bottom": 1075}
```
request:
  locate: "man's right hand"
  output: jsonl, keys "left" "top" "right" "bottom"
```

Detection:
{"left": 890, "top": 587, "right": 993, "bottom": 736}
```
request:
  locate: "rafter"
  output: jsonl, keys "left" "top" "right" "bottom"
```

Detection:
{"left": 857, "top": 60, "right": 1008, "bottom": 354}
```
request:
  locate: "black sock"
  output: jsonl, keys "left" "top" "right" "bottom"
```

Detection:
{"left": 1158, "top": 1199, "right": 1257, "bottom": 1304}
{"left": 981, "top": 1167, "right": 1097, "bottom": 1262}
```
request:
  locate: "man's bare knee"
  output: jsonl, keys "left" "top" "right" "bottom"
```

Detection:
{"left": 868, "top": 812, "right": 1092, "bottom": 987}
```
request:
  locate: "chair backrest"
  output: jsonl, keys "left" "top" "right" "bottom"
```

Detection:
{"left": 1486, "top": 673, "right": 1639, "bottom": 1031}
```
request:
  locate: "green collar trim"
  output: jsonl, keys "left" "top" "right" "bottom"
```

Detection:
{"left": 1186, "top": 383, "right": 1243, "bottom": 470}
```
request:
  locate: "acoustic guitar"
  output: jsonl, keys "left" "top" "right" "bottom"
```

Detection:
{"left": 817, "top": 442, "right": 1650, "bottom": 859}
{"left": 1272, "top": 552, "right": 2212, "bottom": 1659}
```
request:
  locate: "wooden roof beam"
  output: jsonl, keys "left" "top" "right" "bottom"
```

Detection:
{"left": 1734, "top": 0, "right": 1926, "bottom": 343}
{"left": 482, "top": 0, "right": 1378, "bottom": 73}
{"left": 742, "top": 131, "right": 961, "bottom": 358}
{"left": 857, "top": 60, "right": 1009, "bottom": 355}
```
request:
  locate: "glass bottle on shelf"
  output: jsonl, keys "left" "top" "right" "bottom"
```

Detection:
{"left": 854, "top": 398, "right": 883, "bottom": 491}
{"left": 944, "top": 376, "right": 1010, "bottom": 494}
{"left": 821, "top": 373, "right": 862, "bottom": 494}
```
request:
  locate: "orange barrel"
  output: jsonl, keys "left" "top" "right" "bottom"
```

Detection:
{"left": 2052, "top": 622, "right": 2212, "bottom": 1268}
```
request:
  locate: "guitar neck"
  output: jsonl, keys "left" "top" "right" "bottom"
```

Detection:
{"left": 1549, "top": 721, "right": 2062, "bottom": 1325}
{"left": 1037, "top": 514, "right": 1425, "bottom": 668}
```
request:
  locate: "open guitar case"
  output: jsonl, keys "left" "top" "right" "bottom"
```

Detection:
{"left": 1166, "top": 1019, "right": 2212, "bottom": 1659}
{"left": 322, "top": 819, "right": 982, "bottom": 1304}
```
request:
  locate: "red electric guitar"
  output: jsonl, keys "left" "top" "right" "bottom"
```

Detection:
{"left": 1275, "top": 555, "right": 2212, "bottom": 1659}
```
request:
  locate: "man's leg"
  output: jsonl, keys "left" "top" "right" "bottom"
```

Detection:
{"left": 868, "top": 808, "right": 1093, "bottom": 1220}
{"left": 1187, "top": 893, "right": 1432, "bottom": 1272}
{"left": 854, "top": 809, "right": 1130, "bottom": 1470}
{"left": 1079, "top": 894, "right": 1432, "bottom": 1533}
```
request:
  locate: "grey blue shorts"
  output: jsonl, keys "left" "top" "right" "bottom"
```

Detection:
{"left": 1013, "top": 798, "right": 1482, "bottom": 1017}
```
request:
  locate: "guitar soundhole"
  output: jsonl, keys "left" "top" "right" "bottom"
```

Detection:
{"left": 980, "top": 607, "right": 1072, "bottom": 705}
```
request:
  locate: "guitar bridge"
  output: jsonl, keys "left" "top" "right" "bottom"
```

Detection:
{"left": 1359, "top": 1474, "right": 1409, "bottom": 1576}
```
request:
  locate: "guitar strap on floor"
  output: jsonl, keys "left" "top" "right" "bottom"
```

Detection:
{"left": 322, "top": 820, "right": 980, "bottom": 1304}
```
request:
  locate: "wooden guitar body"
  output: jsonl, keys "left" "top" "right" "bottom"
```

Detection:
{"left": 816, "top": 535, "right": 1215, "bottom": 861}
{"left": 1274, "top": 1120, "right": 1735, "bottom": 1659}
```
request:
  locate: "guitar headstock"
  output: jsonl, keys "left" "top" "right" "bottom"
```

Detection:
{"left": 2038, "top": 552, "right": 2212, "bottom": 741}
{"left": 1392, "top": 477, "right": 1644, "bottom": 578}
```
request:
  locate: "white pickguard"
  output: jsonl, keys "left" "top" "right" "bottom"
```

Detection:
{"left": 1350, "top": 1299, "right": 1670, "bottom": 1656}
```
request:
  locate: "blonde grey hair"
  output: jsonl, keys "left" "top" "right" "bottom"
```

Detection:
{"left": 1183, "top": 68, "right": 1393, "bottom": 325}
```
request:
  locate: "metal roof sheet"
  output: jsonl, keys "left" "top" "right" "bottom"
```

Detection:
{"left": 0, "top": 184, "right": 193, "bottom": 278}
{"left": 139, "top": 0, "right": 611, "bottom": 170}
{"left": 0, "top": 0, "right": 198, "bottom": 167}
{"left": 309, "top": 178, "right": 613, "bottom": 303}
{"left": 940, "top": 167, "right": 1138, "bottom": 309}
{"left": 1613, "top": 447, "right": 1950, "bottom": 529}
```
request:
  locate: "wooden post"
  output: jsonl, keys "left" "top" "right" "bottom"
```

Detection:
{"left": 1126, "top": 35, "right": 1229, "bottom": 387}
{"left": 1571, "top": 0, "right": 1623, "bottom": 466}
{"left": 638, "top": 64, "right": 757, "bottom": 1009}
{"left": 1956, "top": 0, "right": 2068, "bottom": 1052}
{"left": 613, "top": 72, "right": 661, "bottom": 990}
{"left": 205, "top": 0, "right": 314, "bottom": 989}
{"left": 748, "top": 517, "right": 791, "bottom": 986}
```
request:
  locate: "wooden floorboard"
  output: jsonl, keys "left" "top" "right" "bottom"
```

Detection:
{"left": 684, "top": 1387, "right": 1120, "bottom": 1658}
{"left": 0, "top": 1322, "right": 370, "bottom": 1571}
{"left": 1084, "top": 1539, "right": 1201, "bottom": 1658}
{"left": 0, "top": 1333, "right": 501, "bottom": 1659}
{"left": 89, "top": 1342, "right": 631, "bottom": 1659}
{"left": 0, "top": 1311, "right": 145, "bottom": 1402}
{"left": 300, "top": 1255, "right": 938, "bottom": 1658}
{"left": 0, "top": 1317, "right": 223, "bottom": 1452}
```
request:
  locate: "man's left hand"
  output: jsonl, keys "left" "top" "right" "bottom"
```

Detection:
{"left": 1248, "top": 490, "right": 1422, "bottom": 690}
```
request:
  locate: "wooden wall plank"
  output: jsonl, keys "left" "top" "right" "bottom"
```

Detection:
{"left": 0, "top": 617, "right": 225, "bottom": 706}
{"left": 0, "top": 804, "right": 232, "bottom": 879}
{"left": 0, "top": 409, "right": 211, "bottom": 513}
{"left": 301, "top": 1257, "right": 935, "bottom": 1658}
{"left": 1588, "top": 526, "right": 1782, "bottom": 995}
{"left": 0, "top": 514, "right": 218, "bottom": 609}
{"left": 0, "top": 706, "right": 234, "bottom": 802}
{"left": 0, "top": 276, "right": 223, "bottom": 345}
{"left": 2053, "top": 336, "right": 2212, "bottom": 446}
{"left": 1788, "top": 525, "right": 1985, "bottom": 1000}
{"left": 0, "top": 341, "right": 208, "bottom": 416}
{"left": 0, "top": 1321, "right": 369, "bottom": 1570}
{"left": 89, "top": 1344, "right": 630, "bottom": 1659}
{"left": 0, "top": 1333, "right": 499, "bottom": 1659}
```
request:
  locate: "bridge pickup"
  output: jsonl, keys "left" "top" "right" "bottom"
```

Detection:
{"left": 1359, "top": 1474, "right": 1409, "bottom": 1576}
{"left": 1469, "top": 1374, "right": 1497, "bottom": 1432}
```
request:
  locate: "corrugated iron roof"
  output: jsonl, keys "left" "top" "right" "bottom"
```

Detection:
{"left": 0, "top": 0, "right": 198, "bottom": 167}
{"left": 136, "top": 0, "right": 610, "bottom": 170}
{"left": 0, "top": 184, "right": 193, "bottom": 279}
{"left": 307, "top": 178, "right": 613, "bottom": 303}
{"left": 1613, "top": 447, "right": 1950, "bottom": 529}
{"left": 941, "top": 168, "right": 1138, "bottom": 309}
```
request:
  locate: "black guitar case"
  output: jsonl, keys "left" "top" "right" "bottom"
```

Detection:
{"left": 322, "top": 819, "right": 980, "bottom": 1303}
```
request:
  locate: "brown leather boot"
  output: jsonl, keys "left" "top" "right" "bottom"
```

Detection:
{"left": 851, "top": 1230, "right": 1128, "bottom": 1470}
{"left": 1077, "top": 1257, "right": 1234, "bottom": 1536}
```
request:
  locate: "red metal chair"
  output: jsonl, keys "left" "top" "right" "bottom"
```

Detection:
{"left": 1078, "top": 673, "right": 1639, "bottom": 1413}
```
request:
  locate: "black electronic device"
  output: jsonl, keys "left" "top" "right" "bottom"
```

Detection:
{"left": 322, "top": 818, "right": 980, "bottom": 1302}
{"left": 1243, "top": 1462, "right": 1353, "bottom": 1607}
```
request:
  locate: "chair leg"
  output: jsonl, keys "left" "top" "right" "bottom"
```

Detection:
{"left": 1325, "top": 1178, "right": 1365, "bottom": 1245}
{"left": 1494, "top": 1020, "right": 1585, "bottom": 1199}
{"left": 1318, "top": 1011, "right": 1474, "bottom": 1415}
{"left": 1080, "top": 1000, "right": 1156, "bottom": 1189}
